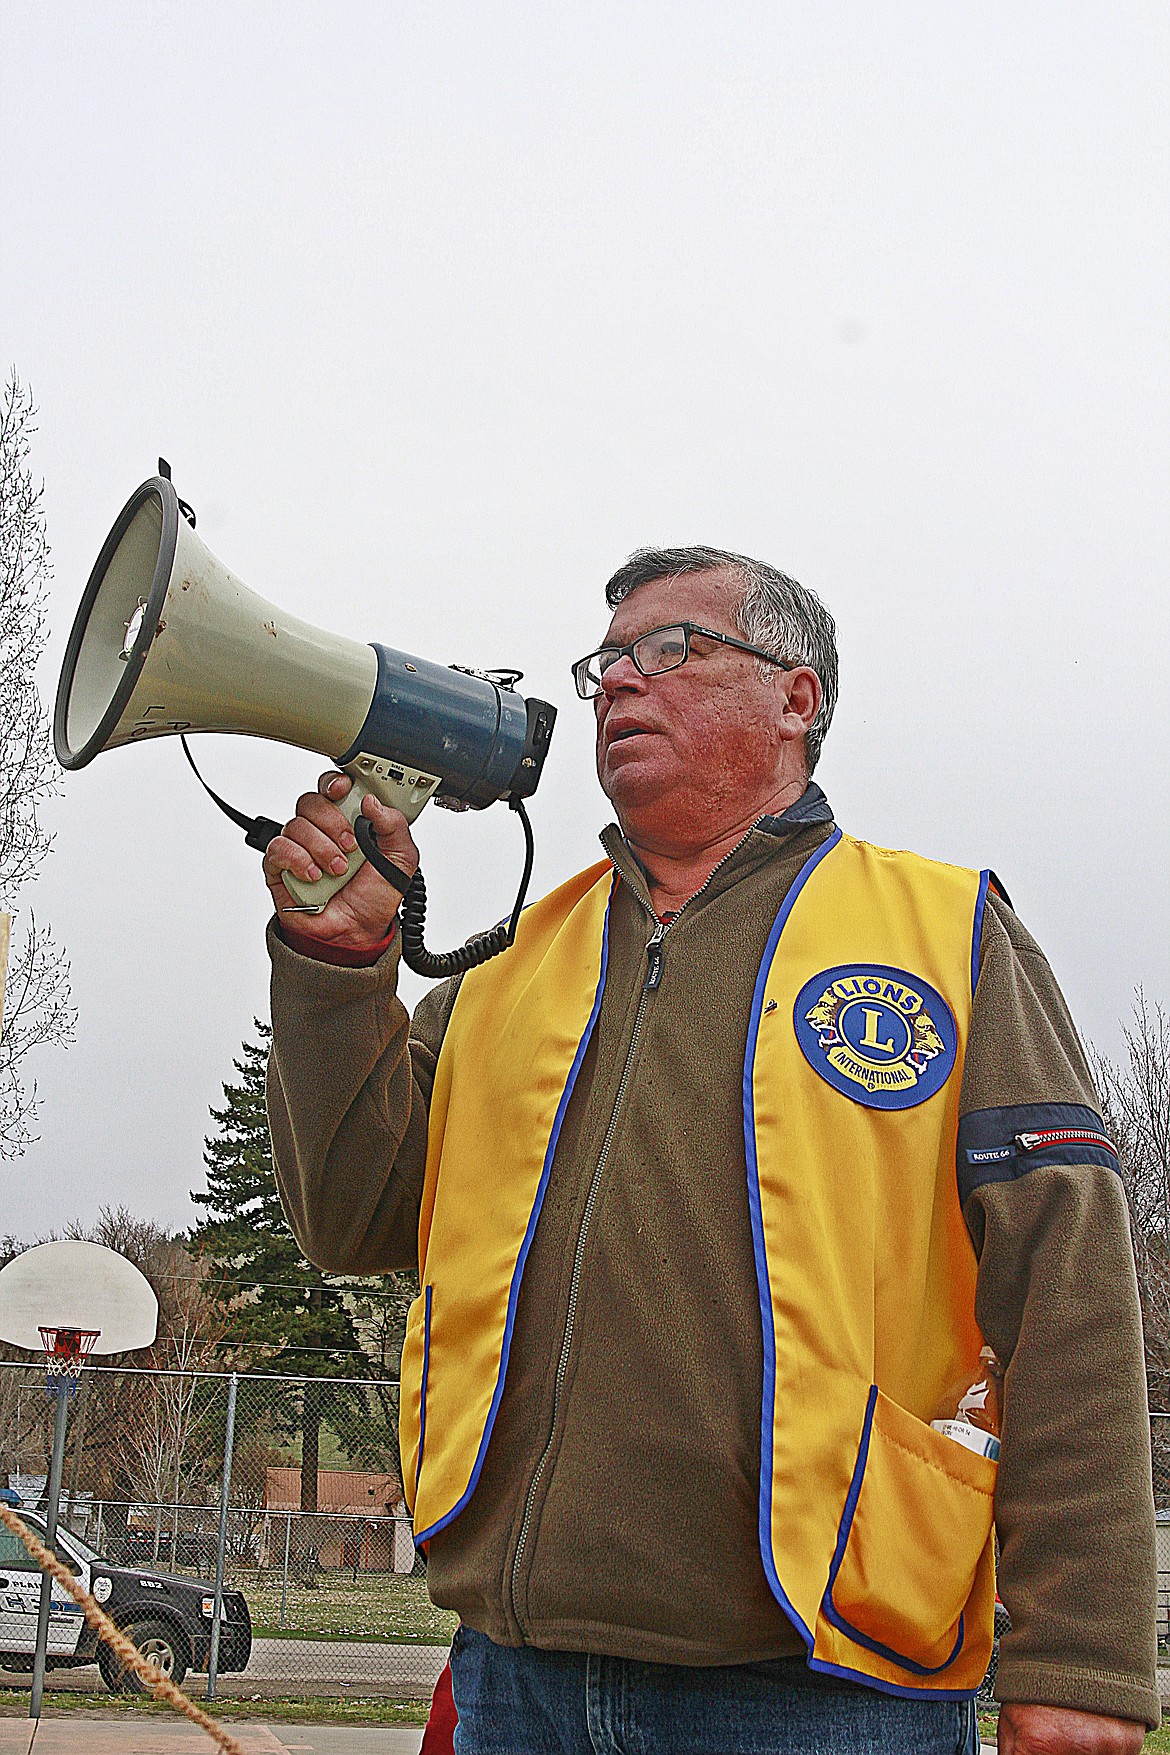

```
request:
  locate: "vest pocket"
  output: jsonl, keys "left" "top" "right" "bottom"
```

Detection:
{"left": 823, "top": 1384, "right": 996, "bottom": 1674}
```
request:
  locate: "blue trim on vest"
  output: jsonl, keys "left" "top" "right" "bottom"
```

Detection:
{"left": 415, "top": 1284, "right": 433, "bottom": 1498}
{"left": 742, "top": 824, "right": 843, "bottom": 1651}
{"left": 819, "top": 1384, "right": 966, "bottom": 1676}
{"left": 824, "top": 1383, "right": 877, "bottom": 1584}
{"left": 413, "top": 875, "right": 617, "bottom": 1547}
{"left": 971, "top": 870, "right": 991, "bottom": 998}
{"left": 803, "top": 1658, "right": 978, "bottom": 1704}
{"left": 957, "top": 1102, "right": 1119, "bottom": 1206}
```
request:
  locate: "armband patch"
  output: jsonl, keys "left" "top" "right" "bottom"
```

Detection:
{"left": 956, "top": 1102, "right": 1119, "bottom": 1203}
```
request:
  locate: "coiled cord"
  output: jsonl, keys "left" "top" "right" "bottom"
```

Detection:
{"left": 356, "top": 794, "right": 535, "bottom": 980}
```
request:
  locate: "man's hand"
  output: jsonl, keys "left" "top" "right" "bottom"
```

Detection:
{"left": 998, "top": 1703, "right": 1146, "bottom": 1753}
{"left": 263, "top": 771, "right": 420, "bottom": 952}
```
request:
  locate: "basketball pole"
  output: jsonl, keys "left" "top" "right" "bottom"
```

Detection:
{"left": 29, "top": 1384, "right": 70, "bottom": 1719}
{"left": 206, "top": 1370, "right": 238, "bottom": 1700}
{"left": 0, "top": 1245, "right": 159, "bottom": 1719}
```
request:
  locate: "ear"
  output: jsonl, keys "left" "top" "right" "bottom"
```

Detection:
{"left": 778, "top": 666, "right": 822, "bottom": 743}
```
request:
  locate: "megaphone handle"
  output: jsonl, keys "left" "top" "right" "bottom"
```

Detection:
{"left": 279, "top": 759, "right": 440, "bottom": 913}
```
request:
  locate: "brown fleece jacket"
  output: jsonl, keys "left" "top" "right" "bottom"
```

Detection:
{"left": 267, "top": 797, "right": 1158, "bottom": 1728}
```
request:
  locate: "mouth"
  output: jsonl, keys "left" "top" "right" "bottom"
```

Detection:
{"left": 601, "top": 722, "right": 656, "bottom": 760}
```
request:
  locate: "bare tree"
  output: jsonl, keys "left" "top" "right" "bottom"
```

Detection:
{"left": 0, "top": 372, "right": 74, "bottom": 1156}
{"left": 2, "top": 1209, "right": 233, "bottom": 1558}
{"left": 1092, "top": 990, "right": 1170, "bottom": 1413}
{"left": 91, "top": 1227, "right": 230, "bottom": 1557}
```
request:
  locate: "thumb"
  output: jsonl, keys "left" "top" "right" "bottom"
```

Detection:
{"left": 354, "top": 815, "right": 416, "bottom": 889}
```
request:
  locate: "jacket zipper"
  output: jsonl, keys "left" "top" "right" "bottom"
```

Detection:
{"left": 1015, "top": 1127, "right": 1116, "bottom": 1155}
{"left": 508, "top": 919, "right": 664, "bottom": 1621}
{"left": 508, "top": 835, "right": 751, "bottom": 1630}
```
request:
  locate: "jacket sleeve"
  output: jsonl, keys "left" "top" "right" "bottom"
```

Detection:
{"left": 960, "top": 893, "right": 1159, "bottom": 1729}
{"left": 265, "top": 920, "right": 461, "bottom": 1275}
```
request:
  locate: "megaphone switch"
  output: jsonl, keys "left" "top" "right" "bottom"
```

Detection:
{"left": 55, "top": 474, "right": 556, "bottom": 918}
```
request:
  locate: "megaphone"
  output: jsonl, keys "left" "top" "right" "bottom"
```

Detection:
{"left": 54, "top": 468, "right": 557, "bottom": 974}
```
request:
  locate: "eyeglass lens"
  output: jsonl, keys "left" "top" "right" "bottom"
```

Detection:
{"left": 579, "top": 625, "right": 689, "bottom": 695}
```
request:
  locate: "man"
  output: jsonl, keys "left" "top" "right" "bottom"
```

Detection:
{"left": 264, "top": 548, "right": 1157, "bottom": 1754}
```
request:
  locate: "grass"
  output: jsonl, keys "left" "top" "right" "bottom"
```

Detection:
{"left": 85, "top": 1555, "right": 459, "bottom": 1644}
{"left": 240, "top": 1570, "right": 457, "bottom": 1645}
{"left": 0, "top": 1687, "right": 429, "bottom": 1726}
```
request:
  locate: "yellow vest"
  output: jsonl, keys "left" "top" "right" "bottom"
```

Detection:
{"left": 399, "top": 828, "right": 998, "bottom": 1697}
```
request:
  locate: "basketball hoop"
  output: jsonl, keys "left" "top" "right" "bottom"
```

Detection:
{"left": 39, "top": 1327, "right": 100, "bottom": 1396}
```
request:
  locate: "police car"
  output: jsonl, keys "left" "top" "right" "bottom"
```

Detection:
{"left": 0, "top": 1503, "right": 251, "bottom": 1692}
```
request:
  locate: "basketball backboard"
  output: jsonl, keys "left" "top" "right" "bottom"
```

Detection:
{"left": 0, "top": 1241, "right": 158, "bottom": 1356}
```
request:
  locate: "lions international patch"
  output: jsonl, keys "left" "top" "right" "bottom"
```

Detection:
{"left": 793, "top": 964, "right": 958, "bottom": 1111}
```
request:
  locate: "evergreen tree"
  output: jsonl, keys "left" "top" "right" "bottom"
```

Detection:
{"left": 191, "top": 1021, "right": 376, "bottom": 1512}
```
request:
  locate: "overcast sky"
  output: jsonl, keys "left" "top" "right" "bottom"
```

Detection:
{"left": 2, "top": 2, "right": 1167, "bottom": 1243}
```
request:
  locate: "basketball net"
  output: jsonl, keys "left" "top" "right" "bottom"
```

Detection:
{"left": 39, "top": 1326, "right": 100, "bottom": 1396}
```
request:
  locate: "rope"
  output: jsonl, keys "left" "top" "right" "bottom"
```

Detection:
{"left": 0, "top": 1504, "right": 247, "bottom": 1755}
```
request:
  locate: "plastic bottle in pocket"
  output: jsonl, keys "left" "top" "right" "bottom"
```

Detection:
{"left": 930, "top": 1345, "right": 1003, "bottom": 1462}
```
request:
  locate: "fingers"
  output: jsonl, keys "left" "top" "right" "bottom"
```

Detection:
{"left": 297, "top": 792, "right": 360, "bottom": 865}
{"left": 263, "top": 830, "right": 334, "bottom": 891}
{"left": 263, "top": 833, "right": 343, "bottom": 887}
{"left": 262, "top": 790, "right": 353, "bottom": 889}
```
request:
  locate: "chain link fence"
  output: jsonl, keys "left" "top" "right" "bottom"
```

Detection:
{"left": 1, "top": 1361, "right": 1167, "bottom": 1702}
{"left": 0, "top": 1360, "right": 454, "bottom": 1702}
{"left": 1152, "top": 1412, "right": 1170, "bottom": 1656}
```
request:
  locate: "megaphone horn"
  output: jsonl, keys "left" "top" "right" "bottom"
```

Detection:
{"left": 54, "top": 472, "right": 556, "bottom": 975}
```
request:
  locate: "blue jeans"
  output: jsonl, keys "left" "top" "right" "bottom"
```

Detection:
{"left": 449, "top": 1627, "right": 979, "bottom": 1754}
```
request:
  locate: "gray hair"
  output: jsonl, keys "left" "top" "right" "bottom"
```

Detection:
{"left": 603, "top": 545, "right": 839, "bottom": 773}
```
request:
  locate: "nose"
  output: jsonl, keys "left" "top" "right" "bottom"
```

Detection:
{"left": 598, "top": 652, "right": 645, "bottom": 701}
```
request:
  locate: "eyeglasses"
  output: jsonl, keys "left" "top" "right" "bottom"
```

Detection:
{"left": 571, "top": 622, "right": 795, "bottom": 701}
